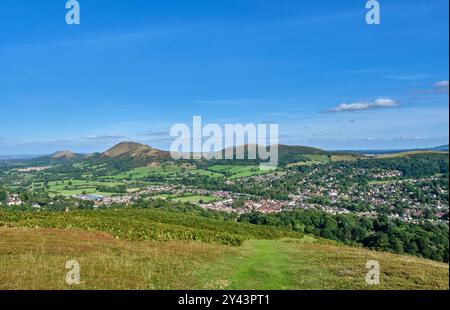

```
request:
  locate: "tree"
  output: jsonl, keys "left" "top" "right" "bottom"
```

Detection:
{"left": 19, "top": 192, "right": 29, "bottom": 202}
{"left": 0, "top": 188, "right": 7, "bottom": 203}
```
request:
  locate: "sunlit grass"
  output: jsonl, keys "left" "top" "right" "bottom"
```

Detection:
{"left": 0, "top": 228, "right": 447, "bottom": 290}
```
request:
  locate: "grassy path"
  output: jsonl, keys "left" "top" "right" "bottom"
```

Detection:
{"left": 199, "top": 237, "right": 322, "bottom": 290}
{"left": 198, "top": 237, "right": 449, "bottom": 290}
{"left": 227, "top": 239, "right": 293, "bottom": 289}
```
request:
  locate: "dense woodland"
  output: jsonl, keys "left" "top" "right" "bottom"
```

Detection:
{"left": 240, "top": 210, "right": 449, "bottom": 262}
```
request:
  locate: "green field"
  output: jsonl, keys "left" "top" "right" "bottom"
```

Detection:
{"left": 151, "top": 193, "right": 222, "bottom": 205}
{"left": 173, "top": 195, "right": 221, "bottom": 204}
{"left": 110, "top": 165, "right": 181, "bottom": 180}
{"left": 287, "top": 154, "right": 331, "bottom": 167}
{"left": 287, "top": 154, "right": 363, "bottom": 167}
{"left": 331, "top": 154, "right": 361, "bottom": 161}
{"left": 206, "top": 165, "right": 270, "bottom": 179}
{"left": 188, "top": 165, "right": 271, "bottom": 179}
{"left": 38, "top": 180, "right": 126, "bottom": 196}
{"left": 189, "top": 169, "right": 224, "bottom": 179}
{"left": 151, "top": 193, "right": 171, "bottom": 200}
{"left": 368, "top": 180, "right": 394, "bottom": 185}
{"left": 71, "top": 164, "right": 272, "bottom": 183}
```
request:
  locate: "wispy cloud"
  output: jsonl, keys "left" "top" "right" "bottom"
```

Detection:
{"left": 81, "top": 134, "right": 128, "bottom": 141}
{"left": 413, "top": 80, "right": 449, "bottom": 95}
{"left": 383, "top": 74, "right": 428, "bottom": 81}
{"left": 196, "top": 99, "right": 269, "bottom": 105}
{"left": 328, "top": 98, "right": 398, "bottom": 113}
{"left": 1, "top": 25, "right": 183, "bottom": 54}
{"left": 433, "top": 80, "right": 449, "bottom": 93}
{"left": 195, "top": 98, "right": 303, "bottom": 106}
{"left": 138, "top": 131, "right": 170, "bottom": 138}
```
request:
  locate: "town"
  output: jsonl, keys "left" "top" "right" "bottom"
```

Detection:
{"left": 2, "top": 160, "right": 447, "bottom": 225}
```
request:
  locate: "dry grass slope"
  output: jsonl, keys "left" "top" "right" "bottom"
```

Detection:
{"left": 0, "top": 228, "right": 447, "bottom": 290}
{"left": 376, "top": 150, "right": 448, "bottom": 159}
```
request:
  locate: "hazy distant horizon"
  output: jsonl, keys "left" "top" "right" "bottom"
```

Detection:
{"left": 1, "top": 141, "right": 448, "bottom": 157}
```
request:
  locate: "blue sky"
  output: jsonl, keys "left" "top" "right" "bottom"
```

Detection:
{"left": 0, "top": 0, "right": 448, "bottom": 155}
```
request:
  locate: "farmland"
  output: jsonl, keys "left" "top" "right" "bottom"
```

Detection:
{"left": 151, "top": 193, "right": 222, "bottom": 204}
{"left": 98, "top": 164, "right": 272, "bottom": 181}
{"left": 173, "top": 195, "right": 221, "bottom": 204}
{"left": 108, "top": 165, "right": 181, "bottom": 180}
{"left": 34, "top": 180, "right": 126, "bottom": 197}
{"left": 288, "top": 153, "right": 361, "bottom": 167}
{"left": 181, "top": 165, "right": 271, "bottom": 179}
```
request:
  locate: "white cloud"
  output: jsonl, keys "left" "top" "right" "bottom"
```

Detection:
{"left": 81, "top": 134, "right": 128, "bottom": 141}
{"left": 434, "top": 80, "right": 449, "bottom": 93}
{"left": 329, "top": 98, "right": 398, "bottom": 112}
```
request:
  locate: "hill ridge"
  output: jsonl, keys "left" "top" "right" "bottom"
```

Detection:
{"left": 102, "top": 141, "right": 169, "bottom": 160}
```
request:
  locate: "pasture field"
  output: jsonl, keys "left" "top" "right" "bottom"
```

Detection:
{"left": 73, "top": 163, "right": 107, "bottom": 170}
{"left": 287, "top": 153, "right": 364, "bottom": 167}
{"left": 331, "top": 154, "right": 361, "bottom": 161}
{"left": 151, "top": 193, "right": 171, "bottom": 200}
{"left": 109, "top": 165, "right": 181, "bottom": 180}
{"left": 35, "top": 180, "right": 126, "bottom": 197}
{"left": 207, "top": 165, "right": 270, "bottom": 179}
{"left": 173, "top": 195, "right": 221, "bottom": 204}
{"left": 151, "top": 193, "right": 222, "bottom": 205}
{"left": 304, "top": 154, "right": 331, "bottom": 163}
{"left": 287, "top": 154, "right": 331, "bottom": 167}
{"left": 368, "top": 180, "right": 394, "bottom": 185}
{"left": 287, "top": 161, "right": 320, "bottom": 167}
{"left": 188, "top": 169, "right": 224, "bottom": 179}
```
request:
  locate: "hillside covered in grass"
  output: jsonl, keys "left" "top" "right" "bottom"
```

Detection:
{"left": 0, "top": 227, "right": 447, "bottom": 290}
{"left": 0, "top": 208, "right": 301, "bottom": 246}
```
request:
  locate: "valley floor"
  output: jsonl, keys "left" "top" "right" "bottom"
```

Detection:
{"left": 0, "top": 227, "right": 448, "bottom": 290}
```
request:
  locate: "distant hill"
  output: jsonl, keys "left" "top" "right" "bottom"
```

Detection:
{"left": 22, "top": 150, "right": 85, "bottom": 164}
{"left": 0, "top": 155, "right": 39, "bottom": 161}
{"left": 24, "top": 141, "right": 450, "bottom": 166}
{"left": 204, "top": 144, "right": 328, "bottom": 166}
{"left": 375, "top": 150, "right": 448, "bottom": 159}
{"left": 101, "top": 142, "right": 169, "bottom": 160}
{"left": 5, "top": 142, "right": 328, "bottom": 166}
{"left": 430, "top": 144, "right": 449, "bottom": 151}
{"left": 51, "top": 150, "right": 78, "bottom": 160}
{"left": 378, "top": 144, "right": 449, "bottom": 158}
{"left": 100, "top": 142, "right": 341, "bottom": 166}
{"left": 218, "top": 144, "right": 324, "bottom": 156}
{"left": 350, "top": 144, "right": 449, "bottom": 156}
{"left": 277, "top": 144, "right": 325, "bottom": 155}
